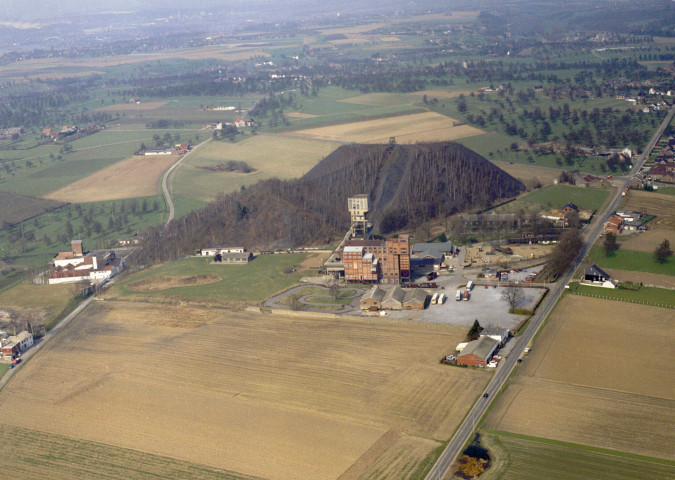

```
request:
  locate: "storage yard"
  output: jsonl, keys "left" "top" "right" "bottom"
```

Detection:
{"left": 0, "top": 300, "right": 489, "bottom": 480}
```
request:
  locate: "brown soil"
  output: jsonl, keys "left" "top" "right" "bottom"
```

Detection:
{"left": 44, "top": 155, "right": 177, "bottom": 202}
{"left": 484, "top": 295, "right": 675, "bottom": 460}
{"left": 622, "top": 190, "right": 675, "bottom": 229}
{"left": 602, "top": 268, "right": 675, "bottom": 288}
{"left": 619, "top": 228, "right": 675, "bottom": 253}
{"left": 0, "top": 301, "right": 487, "bottom": 480}
{"left": 128, "top": 274, "right": 222, "bottom": 292}
{"left": 96, "top": 101, "right": 168, "bottom": 111}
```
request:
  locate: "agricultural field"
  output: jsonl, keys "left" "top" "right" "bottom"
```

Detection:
{"left": 586, "top": 246, "right": 675, "bottom": 276}
{"left": 493, "top": 184, "right": 610, "bottom": 215}
{"left": 480, "top": 431, "right": 675, "bottom": 480}
{"left": 0, "top": 300, "right": 489, "bottom": 480}
{"left": 287, "top": 111, "right": 484, "bottom": 144}
{"left": 0, "top": 192, "right": 65, "bottom": 225}
{"left": 44, "top": 155, "right": 177, "bottom": 202}
{"left": 621, "top": 190, "right": 675, "bottom": 229}
{"left": 484, "top": 295, "right": 675, "bottom": 460}
{"left": 106, "top": 254, "right": 321, "bottom": 304}
{"left": 173, "top": 135, "right": 338, "bottom": 201}
{"left": 618, "top": 228, "right": 675, "bottom": 253}
{"left": 569, "top": 283, "right": 675, "bottom": 306}
{"left": 0, "top": 282, "right": 80, "bottom": 329}
{"left": 492, "top": 163, "right": 561, "bottom": 188}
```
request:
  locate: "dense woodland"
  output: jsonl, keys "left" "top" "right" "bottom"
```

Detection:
{"left": 131, "top": 142, "right": 524, "bottom": 266}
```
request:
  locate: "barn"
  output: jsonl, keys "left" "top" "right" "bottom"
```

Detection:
{"left": 456, "top": 337, "right": 499, "bottom": 367}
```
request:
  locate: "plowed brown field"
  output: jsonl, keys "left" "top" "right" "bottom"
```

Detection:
{"left": 485, "top": 295, "right": 675, "bottom": 460}
{"left": 0, "top": 301, "right": 488, "bottom": 480}
{"left": 622, "top": 190, "right": 675, "bottom": 229}
{"left": 44, "top": 155, "right": 176, "bottom": 202}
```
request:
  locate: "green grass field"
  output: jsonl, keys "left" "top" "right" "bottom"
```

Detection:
{"left": 654, "top": 186, "right": 675, "bottom": 196}
{"left": 567, "top": 282, "right": 675, "bottom": 308}
{"left": 493, "top": 184, "right": 610, "bottom": 215}
{"left": 109, "top": 254, "right": 314, "bottom": 303}
{"left": 174, "top": 135, "right": 338, "bottom": 201}
{"left": 481, "top": 430, "right": 675, "bottom": 480}
{"left": 520, "top": 184, "right": 610, "bottom": 210}
{"left": 588, "top": 246, "right": 675, "bottom": 276}
{"left": 0, "top": 424, "right": 260, "bottom": 480}
{"left": 0, "top": 282, "right": 79, "bottom": 328}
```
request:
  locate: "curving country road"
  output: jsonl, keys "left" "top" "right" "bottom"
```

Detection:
{"left": 425, "top": 104, "right": 675, "bottom": 480}
{"left": 161, "top": 138, "right": 211, "bottom": 225}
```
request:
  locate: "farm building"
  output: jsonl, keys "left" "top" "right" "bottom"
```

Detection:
{"left": 1, "top": 331, "right": 33, "bottom": 360}
{"left": 480, "top": 326, "right": 509, "bottom": 345}
{"left": 360, "top": 287, "right": 386, "bottom": 310}
{"left": 199, "top": 247, "right": 246, "bottom": 256}
{"left": 456, "top": 337, "right": 500, "bottom": 367}
{"left": 381, "top": 287, "right": 407, "bottom": 310}
{"left": 359, "top": 286, "right": 427, "bottom": 311}
{"left": 411, "top": 241, "right": 455, "bottom": 270}
{"left": 214, "top": 251, "right": 252, "bottom": 263}
{"left": 583, "top": 264, "right": 617, "bottom": 288}
{"left": 604, "top": 214, "right": 624, "bottom": 235}
{"left": 49, "top": 241, "right": 123, "bottom": 285}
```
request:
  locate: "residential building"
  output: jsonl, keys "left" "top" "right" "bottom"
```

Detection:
{"left": 604, "top": 214, "right": 624, "bottom": 235}
{"left": 49, "top": 241, "right": 123, "bottom": 285}
{"left": 480, "top": 326, "right": 509, "bottom": 345}
{"left": 1, "top": 331, "right": 33, "bottom": 360}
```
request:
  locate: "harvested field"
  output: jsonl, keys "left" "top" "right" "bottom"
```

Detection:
{"left": 0, "top": 424, "right": 261, "bottom": 480}
{"left": 619, "top": 228, "right": 675, "bottom": 253}
{"left": 44, "top": 155, "right": 177, "bottom": 202}
{"left": 622, "top": 190, "right": 675, "bottom": 229}
{"left": 96, "top": 101, "right": 168, "bottom": 111}
{"left": 175, "top": 135, "right": 337, "bottom": 201}
{"left": 411, "top": 90, "right": 474, "bottom": 99}
{"left": 128, "top": 274, "right": 222, "bottom": 291}
{"left": 0, "top": 301, "right": 487, "bottom": 479}
{"left": 494, "top": 163, "right": 561, "bottom": 187}
{"left": 27, "top": 70, "right": 104, "bottom": 80}
{"left": 339, "top": 92, "right": 420, "bottom": 106}
{"left": 287, "top": 111, "right": 484, "bottom": 144}
{"left": 0, "top": 191, "right": 65, "bottom": 224}
{"left": 601, "top": 268, "right": 675, "bottom": 288}
{"left": 284, "top": 111, "right": 319, "bottom": 118}
{"left": 484, "top": 295, "right": 675, "bottom": 460}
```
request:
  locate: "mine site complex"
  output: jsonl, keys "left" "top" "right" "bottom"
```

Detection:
{"left": 0, "top": 1, "right": 674, "bottom": 479}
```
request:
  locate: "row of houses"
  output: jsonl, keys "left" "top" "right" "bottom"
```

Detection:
{"left": 647, "top": 135, "right": 675, "bottom": 182}
{"left": 0, "top": 127, "right": 25, "bottom": 140}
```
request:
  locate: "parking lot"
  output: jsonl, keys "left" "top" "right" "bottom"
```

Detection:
{"left": 394, "top": 265, "right": 547, "bottom": 332}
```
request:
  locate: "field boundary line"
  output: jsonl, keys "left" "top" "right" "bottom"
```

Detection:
{"left": 568, "top": 289, "right": 675, "bottom": 308}
{"left": 483, "top": 429, "right": 675, "bottom": 466}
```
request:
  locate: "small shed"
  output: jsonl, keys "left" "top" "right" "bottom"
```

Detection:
{"left": 381, "top": 287, "right": 407, "bottom": 310}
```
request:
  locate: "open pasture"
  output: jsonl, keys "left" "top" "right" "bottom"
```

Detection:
{"left": 622, "top": 190, "right": 675, "bottom": 229}
{"left": 44, "top": 155, "right": 176, "bottom": 202}
{"left": 287, "top": 111, "right": 484, "bottom": 144}
{"left": 0, "top": 282, "right": 78, "bottom": 329}
{"left": 0, "top": 300, "right": 487, "bottom": 480}
{"left": 480, "top": 431, "right": 675, "bottom": 480}
{"left": 174, "top": 135, "right": 337, "bottom": 201}
{"left": 484, "top": 295, "right": 675, "bottom": 460}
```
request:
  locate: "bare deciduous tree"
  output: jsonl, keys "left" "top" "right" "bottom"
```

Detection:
{"left": 501, "top": 285, "right": 524, "bottom": 309}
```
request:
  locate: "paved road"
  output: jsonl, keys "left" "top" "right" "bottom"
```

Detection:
{"left": 161, "top": 138, "right": 211, "bottom": 225}
{"left": 425, "top": 103, "right": 675, "bottom": 480}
